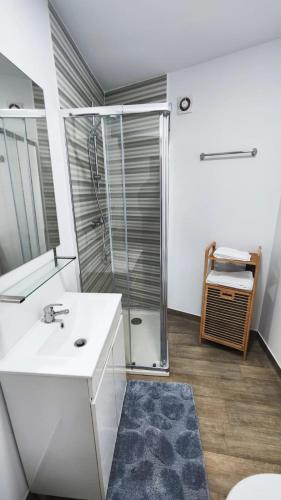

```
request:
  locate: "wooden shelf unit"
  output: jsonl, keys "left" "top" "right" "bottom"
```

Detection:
{"left": 199, "top": 242, "right": 261, "bottom": 359}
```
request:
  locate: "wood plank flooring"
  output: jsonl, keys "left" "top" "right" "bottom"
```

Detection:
{"left": 128, "top": 311, "right": 281, "bottom": 500}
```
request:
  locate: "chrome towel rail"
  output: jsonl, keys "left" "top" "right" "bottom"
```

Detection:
{"left": 200, "top": 148, "right": 257, "bottom": 160}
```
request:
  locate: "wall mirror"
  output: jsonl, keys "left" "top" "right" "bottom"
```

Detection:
{"left": 0, "top": 53, "right": 60, "bottom": 277}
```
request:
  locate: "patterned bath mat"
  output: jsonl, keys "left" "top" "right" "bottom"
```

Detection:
{"left": 107, "top": 380, "right": 210, "bottom": 500}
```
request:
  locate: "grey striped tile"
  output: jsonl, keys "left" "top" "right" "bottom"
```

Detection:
{"left": 105, "top": 75, "right": 167, "bottom": 105}
{"left": 32, "top": 83, "right": 60, "bottom": 249}
{"left": 105, "top": 77, "right": 167, "bottom": 308}
{"left": 49, "top": 4, "right": 112, "bottom": 293}
{"left": 50, "top": 2, "right": 167, "bottom": 308}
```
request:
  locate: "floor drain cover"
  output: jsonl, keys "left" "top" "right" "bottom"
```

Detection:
{"left": 131, "top": 317, "right": 142, "bottom": 325}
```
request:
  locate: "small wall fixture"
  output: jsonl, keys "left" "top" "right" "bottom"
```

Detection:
{"left": 177, "top": 96, "right": 192, "bottom": 114}
{"left": 200, "top": 148, "right": 257, "bottom": 160}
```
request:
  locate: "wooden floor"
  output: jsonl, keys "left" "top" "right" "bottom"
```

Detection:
{"left": 128, "top": 311, "right": 281, "bottom": 500}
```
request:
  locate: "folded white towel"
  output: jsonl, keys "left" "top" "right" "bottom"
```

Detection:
{"left": 214, "top": 246, "right": 251, "bottom": 262}
{"left": 206, "top": 270, "right": 254, "bottom": 291}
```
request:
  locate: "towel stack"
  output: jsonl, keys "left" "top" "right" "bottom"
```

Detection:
{"left": 214, "top": 246, "right": 251, "bottom": 262}
{"left": 206, "top": 270, "right": 254, "bottom": 291}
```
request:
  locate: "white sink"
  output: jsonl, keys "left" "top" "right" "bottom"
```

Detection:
{"left": 0, "top": 292, "right": 122, "bottom": 378}
{"left": 0, "top": 291, "right": 126, "bottom": 500}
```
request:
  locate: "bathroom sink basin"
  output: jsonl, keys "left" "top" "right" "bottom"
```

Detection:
{"left": 0, "top": 292, "right": 121, "bottom": 378}
{"left": 37, "top": 294, "right": 102, "bottom": 357}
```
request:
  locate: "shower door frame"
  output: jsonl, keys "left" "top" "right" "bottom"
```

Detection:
{"left": 61, "top": 103, "right": 171, "bottom": 371}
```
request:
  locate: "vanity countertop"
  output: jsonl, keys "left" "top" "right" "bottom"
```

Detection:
{"left": 0, "top": 292, "right": 122, "bottom": 378}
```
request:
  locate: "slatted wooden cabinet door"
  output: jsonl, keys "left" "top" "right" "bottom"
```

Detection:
{"left": 201, "top": 285, "right": 252, "bottom": 350}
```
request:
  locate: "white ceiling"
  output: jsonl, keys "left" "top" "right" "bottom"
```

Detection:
{"left": 51, "top": 0, "right": 281, "bottom": 91}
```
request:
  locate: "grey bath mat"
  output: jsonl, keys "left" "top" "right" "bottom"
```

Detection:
{"left": 107, "top": 380, "right": 210, "bottom": 500}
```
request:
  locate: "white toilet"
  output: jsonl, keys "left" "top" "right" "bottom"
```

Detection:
{"left": 227, "top": 474, "right": 281, "bottom": 499}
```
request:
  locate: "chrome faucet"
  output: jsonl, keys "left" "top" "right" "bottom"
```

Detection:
{"left": 42, "top": 304, "right": 70, "bottom": 324}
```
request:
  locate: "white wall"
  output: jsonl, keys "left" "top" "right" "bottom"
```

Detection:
{"left": 259, "top": 199, "right": 281, "bottom": 366}
{"left": 167, "top": 40, "right": 281, "bottom": 340}
{"left": 0, "top": 1, "right": 79, "bottom": 498}
{"left": 0, "top": 75, "right": 34, "bottom": 108}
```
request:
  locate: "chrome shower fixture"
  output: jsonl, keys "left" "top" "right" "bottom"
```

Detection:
{"left": 88, "top": 117, "right": 109, "bottom": 263}
{"left": 91, "top": 216, "right": 104, "bottom": 229}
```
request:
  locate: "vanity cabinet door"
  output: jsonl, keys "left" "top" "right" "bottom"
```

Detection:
{"left": 92, "top": 349, "right": 117, "bottom": 499}
{"left": 112, "top": 316, "right": 126, "bottom": 425}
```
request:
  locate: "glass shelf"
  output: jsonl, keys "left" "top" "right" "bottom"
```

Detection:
{"left": 0, "top": 256, "right": 76, "bottom": 304}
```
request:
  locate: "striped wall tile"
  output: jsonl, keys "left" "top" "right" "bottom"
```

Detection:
{"left": 49, "top": 5, "right": 104, "bottom": 107}
{"left": 49, "top": 4, "right": 112, "bottom": 293}
{"left": 105, "top": 77, "right": 167, "bottom": 308}
{"left": 32, "top": 83, "right": 60, "bottom": 249}
{"left": 50, "top": 2, "right": 167, "bottom": 306}
{"left": 105, "top": 75, "right": 167, "bottom": 105}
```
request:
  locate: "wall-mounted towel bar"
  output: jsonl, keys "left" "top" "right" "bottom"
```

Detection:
{"left": 200, "top": 148, "right": 257, "bottom": 160}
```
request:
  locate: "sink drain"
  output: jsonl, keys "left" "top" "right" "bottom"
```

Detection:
{"left": 74, "top": 338, "right": 87, "bottom": 348}
{"left": 131, "top": 317, "right": 142, "bottom": 325}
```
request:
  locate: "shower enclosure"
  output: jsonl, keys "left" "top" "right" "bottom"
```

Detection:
{"left": 63, "top": 103, "right": 170, "bottom": 371}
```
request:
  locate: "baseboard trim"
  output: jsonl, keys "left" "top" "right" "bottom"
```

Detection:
{"left": 255, "top": 330, "right": 281, "bottom": 375}
{"left": 168, "top": 308, "right": 200, "bottom": 322}
{"left": 126, "top": 368, "right": 169, "bottom": 376}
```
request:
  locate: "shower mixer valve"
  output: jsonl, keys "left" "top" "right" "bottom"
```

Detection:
{"left": 91, "top": 216, "right": 104, "bottom": 228}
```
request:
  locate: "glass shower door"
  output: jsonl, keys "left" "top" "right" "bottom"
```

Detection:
{"left": 63, "top": 106, "right": 169, "bottom": 371}
{"left": 64, "top": 115, "right": 113, "bottom": 294}
{"left": 103, "top": 111, "right": 168, "bottom": 370}
{"left": 123, "top": 112, "right": 162, "bottom": 368}
{"left": 102, "top": 115, "right": 131, "bottom": 365}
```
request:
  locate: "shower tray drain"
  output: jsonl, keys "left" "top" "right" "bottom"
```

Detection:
{"left": 131, "top": 317, "right": 142, "bottom": 325}
{"left": 74, "top": 338, "right": 87, "bottom": 348}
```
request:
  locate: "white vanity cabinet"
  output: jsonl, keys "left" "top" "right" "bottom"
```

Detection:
{"left": 91, "top": 316, "right": 126, "bottom": 497}
{"left": 0, "top": 294, "right": 126, "bottom": 500}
